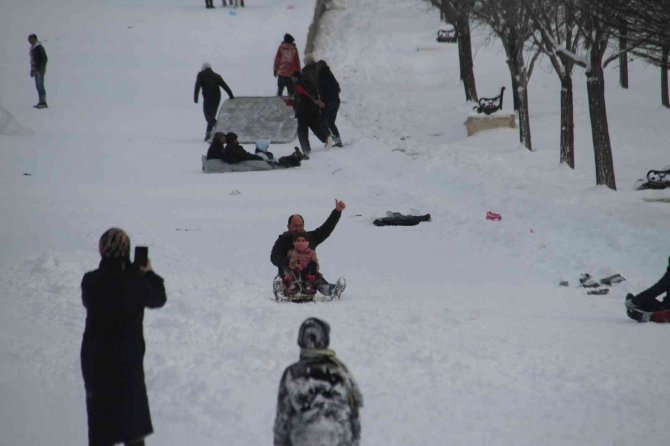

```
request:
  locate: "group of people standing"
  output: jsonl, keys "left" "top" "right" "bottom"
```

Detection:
{"left": 81, "top": 200, "right": 361, "bottom": 446}
{"left": 273, "top": 33, "right": 344, "bottom": 155}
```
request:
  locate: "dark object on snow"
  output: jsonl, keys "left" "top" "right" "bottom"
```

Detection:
{"left": 626, "top": 293, "right": 670, "bottom": 323}
{"left": 579, "top": 273, "right": 600, "bottom": 288}
{"left": 274, "top": 318, "right": 363, "bottom": 446}
{"left": 626, "top": 259, "right": 670, "bottom": 314}
{"left": 636, "top": 168, "right": 670, "bottom": 190}
{"left": 559, "top": 280, "right": 569, "bottom": 287}
{"left": 473, "top": 86, "right": 505, "bottom": 115}
{"left": 373, "top": 212, "right": 431, "bottom": 227}
{"left": 587, "top": 288, "right": 609, "bottom": 295}
{"left": 436, "top": 29, "right": 457, "bottom": 43}
{"left": 600, "top": 274, "right": 625, "bottom": 286}
{"left": 80, "top": 229, "right": 167, "bottom": 445}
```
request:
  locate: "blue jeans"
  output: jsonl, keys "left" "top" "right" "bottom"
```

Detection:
{"left": 34, "top": 71, "right": 46, "bottom": 104}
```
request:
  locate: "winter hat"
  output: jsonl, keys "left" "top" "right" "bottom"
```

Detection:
{"left": 304, "top": 53, "right": 316, "bottom": 65}
{"left": 255, "top": 139, "right": 270, "bottom": 152}
{"left": 292, "top": 231, "right": 309, "bottom": 242}
{"left": 298, "top": 317, "right": 330, "bottom": 349}
{"left": 98, "top": 227, "right": 130, "bottom": 258}
{"left": 212, "top": 132, "right": 226, "bottom": 143}
{"left": 225, "top": 132, "right": 238, "bottom": 144}
{"left": 201, "top": 62, "right": 212, "bottom": 71}
{"left": 284, "top": 33, "right": 294, "bottom": 44}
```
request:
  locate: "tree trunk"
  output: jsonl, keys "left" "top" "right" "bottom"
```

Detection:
{"left": 618, "top": 28, "right": 628, "bottom": 89}
{"left": 662, "top": 46, "right": 669, "bottom": 108}
{"left": 585, "top": 64, "right": 616, "bottom": 190}
{"left": 456, "top": 16, "right": 478, "bottom": 102}
{"left": 560, "top": 75, "right": 575, "bottom": 168}
{"left": 509, "top": 71, "right": 520, "bottom": 111}
{"left": 517, "top": 84, "right": 532, "bottom": 151}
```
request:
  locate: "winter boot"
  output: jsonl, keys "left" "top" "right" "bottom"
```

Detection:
{"left": 329, "top": 278, "right": 346, "bottom": 299}
{"left": 324, "top": 135, "right": 334, "bottom": 149}
{"left": 333, "top": 136, "right": 343, "bottom": 148}
{"left": 273, "top": 276, "right": 285, "bottom": 301}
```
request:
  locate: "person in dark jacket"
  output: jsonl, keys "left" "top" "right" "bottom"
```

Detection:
{"left": 291, "top": 71, "right": 332, "bottom": 157}
{"left": 206, "top": 132, "right": 227, "bottom": 160}
{"left": 194, "top": 63, "right": 234, "bottom": 141}
{"left": 274, "top": 317, "right": 363, "bottom": 446}
{"left": 626, "top": 257, "right": 670, "bottom": 322}
{"left": 317, "top": 60, "right": 343, "bottom": 147}
{"left": 80, "top": 228, "right": 167, "bottom": 446}
{"left": 222, "top": 132, "right": 264, "bottom": 163}
{"left": 28, "top": 34, "right": 48, "bottom": 109}
{"left": 271, "top": 199, "right": 345, "bottom": 295}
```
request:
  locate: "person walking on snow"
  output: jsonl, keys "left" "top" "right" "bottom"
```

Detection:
{"left": 274, "top": 33, "right": 301, "bottom": 97}
{"left": 274, "top": 317, "right": 363, "bottom": 446}
{"left": 292, "top": 70, "right": 332, "bottom": 156}
{"left": 317, "top": 60, "right": 343, "bottom": 147}
{"left": 194, "top": 63, "right": 234, "bottom": 141}
{"left": 28, "top": 34, "right": 48, "bottom": 109}
{"left": 271, "top": 199, "right": 346, "bottom": 297}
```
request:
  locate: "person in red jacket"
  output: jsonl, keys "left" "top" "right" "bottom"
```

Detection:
{"left": 274, "top": 34, "right": 301, "bottom": 97}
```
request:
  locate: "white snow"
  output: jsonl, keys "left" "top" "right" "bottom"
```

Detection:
{"left": 1, "top": 0, "right": 669, "bottom": 445}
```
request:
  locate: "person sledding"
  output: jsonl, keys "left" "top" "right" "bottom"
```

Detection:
{"left": 282, "top": 233, "right": 322, "bottom": 297}
{"left": 625, "top": 257, "right": 670, "bottom": 323}
{"left": 271, "top": 199, "right": 346, "bottom": 300}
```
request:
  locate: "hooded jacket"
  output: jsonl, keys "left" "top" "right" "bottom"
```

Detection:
{"left": 274, "top": 318, "right": 363, "bottom": 446}
{"left": 194, "top": 67, "right": 234, "bottom": 104}
{"left": 274, "top": 42, "right": 301, "bottom": 78}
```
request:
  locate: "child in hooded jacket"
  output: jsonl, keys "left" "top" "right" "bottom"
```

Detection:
{"left": 284, "top": 233, "right": 320, "bottom": 295}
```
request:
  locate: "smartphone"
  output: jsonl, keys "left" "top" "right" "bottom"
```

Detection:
{"left": 134, "top": 246, "right": 148, "bottom": 268}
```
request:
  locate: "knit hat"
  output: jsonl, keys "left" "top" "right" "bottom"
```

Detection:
{"left": 284, "top": 33, "right": 294, "bottom": 44}
{"left": 292, "top": 232, "right": 309, "bottom": 242}
{"left": 98, "top": 227, "right": 130, "bottom": 258}
{"left": 225, "top": 132, "right": 238, "bottom": 144}
{"left": 201, "top": 62, "right": 211, "bottom": 71}
{"left": 298, "top": 317, "right": 330, "bottom": 349}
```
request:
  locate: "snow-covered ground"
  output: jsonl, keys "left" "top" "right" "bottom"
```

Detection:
{"left": 1, "top": 0, "right": 669, "bottom": 444}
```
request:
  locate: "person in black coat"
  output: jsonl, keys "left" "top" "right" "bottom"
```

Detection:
{"left": 194, "top": 63, "right": 234, "bottom": 141}
{"left": 291, "top": 71, "right": 331, "bottom": 156}
{"left": 28, "top": 34, "right": 48, "bottom": 108}
{"left": 222, "top": 132, "right": 264, "bottom": 163}
{"left": 81, "top": 228, "right": 167, "bottom": 446}
{"left": 271, "top": 199, "right": 345, "bottom": 295}
{"left": 205, "top": 132, "right": 227, "bottom": 160}
{"left": 317, "top": 60, "right": 343, "bottom": 147}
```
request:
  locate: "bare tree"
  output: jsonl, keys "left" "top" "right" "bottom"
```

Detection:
{"left": 426, "top": 0, "right": 479, "bottom": 101}
{"left": 526, "top": 0, "right": 581, "bottom": 168}
{"left": 472, "top": 0, "right": 541, "bottom": 151}
{"left": 602, "top": 0, "right": 670, "bottom": 107}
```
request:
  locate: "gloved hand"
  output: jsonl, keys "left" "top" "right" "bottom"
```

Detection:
{"left": 194, "top": 98, "right": 198, "bottom": 104}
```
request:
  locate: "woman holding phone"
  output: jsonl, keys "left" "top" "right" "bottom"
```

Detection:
{"left": 80, "top": 228, "right": 167, "bottom": 446}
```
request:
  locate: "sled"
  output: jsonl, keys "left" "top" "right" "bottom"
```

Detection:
{"left": 210, "top": 96, "right": 297, "bottom": 144}
{"left": 273, "top": 275, "right": 346, "bottom": 303}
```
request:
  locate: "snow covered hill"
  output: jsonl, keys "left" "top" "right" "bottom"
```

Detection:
{"left": 1, "top": 0, "right": 669, "bottom": 444}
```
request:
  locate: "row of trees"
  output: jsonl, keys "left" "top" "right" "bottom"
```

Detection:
{"left": 427, "top": 0, "right": 670, "bottom": 190}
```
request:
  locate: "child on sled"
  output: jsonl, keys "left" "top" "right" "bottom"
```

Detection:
{"left": 283, "top": 233, "right": 322, "bottom": 296}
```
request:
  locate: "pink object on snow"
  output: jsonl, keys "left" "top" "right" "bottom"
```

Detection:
{"left": 486, "top": 211, "right": 502, "bottom": 221}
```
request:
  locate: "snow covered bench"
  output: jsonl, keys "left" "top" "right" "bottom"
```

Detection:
{"left": 464, "top": 112, "right": 516, "bottom": 136}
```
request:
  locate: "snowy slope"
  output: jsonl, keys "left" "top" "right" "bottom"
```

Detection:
{"left": 1, "top": 0, "right": 669, "bottom": 445}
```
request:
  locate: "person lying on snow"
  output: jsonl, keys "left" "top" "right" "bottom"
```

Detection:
{"left": 283, "top": 233, "right": 321, "bottom": 296}
{"left": 626, "top": 257, "right": 670, "bottom": 323}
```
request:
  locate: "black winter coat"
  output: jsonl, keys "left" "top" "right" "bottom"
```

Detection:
{"left": 293, "top": 78, "right": 321, "bottom": 119}
{"left": 222, "top": 142, "right": 264, "bottom": 164}
{"left": 206, "top": 139, "right": 226, "bottom": 160}
{"left": 319, "top": 66, "right": 341, "bottom": 103}
{"left": 194, "top": 68, "right": 234, "bottom": 104}
{"left": 270, "top": 210, "right": 341, "bottom": 268}
{"left": 80, "top": 258, "right": 167, "bottom": 445}
{"left": 633, "top": 265, "right": 670, "bottom": 311}
{"left": 30, "top": 43, "right": 48, "bottom": 73}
